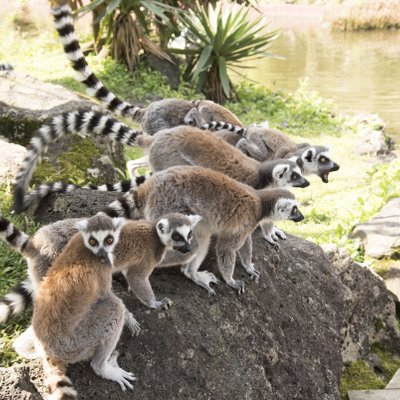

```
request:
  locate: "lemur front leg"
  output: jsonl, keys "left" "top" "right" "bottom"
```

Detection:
{"left": 124, "top": 267, "right": 172, "bottom": 310}
{"left": 216, "top": 234, "right": 247, "bottom": 294}
{"left": 180, "top": 225, "right": 219, "bottom": 295}
{"left": 260, "top": 221, "right": 286, "bottom": 250}
{"left": 89, "top": 294, "right": 136, "bottom": 391}
{"left": 236, "top": 235, "right": 260, "bottom": 283}
{"left": 236, "top": 132, "right": 269, "bottom": 161}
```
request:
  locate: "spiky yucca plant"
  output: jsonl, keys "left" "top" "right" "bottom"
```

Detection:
{"left": 174, "top": 2, "right": 279, "bottom": 103}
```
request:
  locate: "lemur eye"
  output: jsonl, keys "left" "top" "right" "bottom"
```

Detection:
{"left": 319, "top": 156, "right": 327, "bottom": 163}
{"left": 291, "top": 173, "right": 298, "bottom": 180}
{"left": 105, "top": 235, "right": 114, "bottom": 245}
{"left": 172, "top": 232, "right": 182, "bottom": 241}
{"left": 292, "top": 206, "right": 298, "bottom": 214}
{"left": 187, "top": 230, "right": 193, "bottom": 240}
{"left": 89, "top": 237, "right": 98, "bottom": 246}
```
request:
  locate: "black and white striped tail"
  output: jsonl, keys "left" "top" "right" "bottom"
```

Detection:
{"left": 44, "top": 357, "right": 78, "bottom": 400}
{"left": 12, "top": 110, "right": 142, "bottom": 213}
{"left": 0, "top": 215, "right": 29, "bottom": 253}
{"left": 101, "top": 192, "right": 141, "bottom": 219}
{"left": 0, "top": 216, "right": 32, "bottom": 323}
{"left": 0, "top": 280, "right": 33, "bottom": 324}
{"left": 51, "top": 4, "right": 144, "bottom": 121}
{"left": 201, "top": 121, "right": 246, "bottom": 135}
{"left": 0, "top": 63, "right": 13, "bottom": 71}
{"left": 21, "top": 176, "right": 150, "bottom": 212}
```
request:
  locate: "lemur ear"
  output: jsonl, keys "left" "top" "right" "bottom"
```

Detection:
{"left": 156, "top": 219, "right": 169, "bottom": 234}
{"left": 112, "top": 217, "right": 125, "bottom": 230}
{"left": 295, "top": 157, "right": 303, "bottom": 168}
{"left": 188, "top": 214, "right": 202, "bottom": 227}
{"left": 75, "top": 219, "right": 88, "bottom": 232}
{"left": 303, "top": 148, "right": 316, "bottom": 163}
{"left": 274, "top": 164, "right": 288, "bottom": 180}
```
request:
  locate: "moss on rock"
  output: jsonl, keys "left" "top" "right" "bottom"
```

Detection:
{"left": 340, "top": 360, "right": 385, "bottom": 399}
{"left": 58, "top": 138, "right": 101, "bottom": 184}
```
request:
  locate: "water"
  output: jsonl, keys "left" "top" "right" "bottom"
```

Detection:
{"left": 238, "top": 27, "right": 400, "bottom": 140}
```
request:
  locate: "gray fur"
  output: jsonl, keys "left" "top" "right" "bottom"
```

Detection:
{"left": 103, "top": 166, "right": 303, "bottom": 294}
{"left": 0, "top": 213, "right": 202, "bottom": 321}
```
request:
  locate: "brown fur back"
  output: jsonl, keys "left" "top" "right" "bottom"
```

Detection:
{"left": 33, "top": 233, "right": 111, "bottom": 344}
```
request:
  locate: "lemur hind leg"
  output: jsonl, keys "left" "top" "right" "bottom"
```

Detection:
{"left": 181, "top": 225, "right": 219, "bottom": 295}
{"left": 88, "top": 294, "right": 136, "bottom": 391}
{"left": 216, "top": 234, "right": 246, "bottom": 294}
{"left": 125, "top": 266, "right": 172, "bottom": 310}
{"left": 236, "top": 132, "right": 268, "bottom": 161}
{"left": 236, "top": 235, "right": 259, "bottom": 283}
{"left": 127, "top": 155, "right": 150, "bottom": 178}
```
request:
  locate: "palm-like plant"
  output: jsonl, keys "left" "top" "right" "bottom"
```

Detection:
{"left": 173, "top": 2, "right": 279, "bottom": 103}
{"left": 77, "top": 0, "right": 177, "bottom": 70}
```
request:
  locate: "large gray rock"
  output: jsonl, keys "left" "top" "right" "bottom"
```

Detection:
{"left": 0, "top": 190, "right": 397, "bottom": 399}
{"left": 0, "top": 139, "right": 27, "bottom": 182}
{"left": 322, "top": 244, "right": 400, "bottom": 363}
{"left": 0, "top": 70, "right": 125, "bottom": 183}
{"left": 350, "top": 198, "right": 400, "bottom": 259}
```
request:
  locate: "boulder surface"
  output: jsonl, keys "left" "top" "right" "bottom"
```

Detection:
{"left": 1, "top": 190, "right": 399, "bottom": 399}
{"left": 0, "top": 70, "right": 125, "bottom": 183}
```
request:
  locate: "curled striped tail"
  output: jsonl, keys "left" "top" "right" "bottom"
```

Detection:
{"left": 21, "top": 176, "right": 150, "bottom": 212}
{"left": 51, "top": 4, "right": 145, "bottom": 121}
{"left": 12, "top": 110, "right": 142, "bottom": 213}
{"left": 43, "top": 356, "right": 77, "bottom": 400}
{"left": 0, "top": 279, "right": 33, "bottom": 324}
{"left": 0, "top": 63, "right": 13, "bottom": 71}
{"left": 201, "top": 121, "right": 246, "bottom": 135}
{"left": 0, "top": 216, "right": 33, "bottom": 323}
{"left": 102, "top": 192, "right": 141, "bottom": 220}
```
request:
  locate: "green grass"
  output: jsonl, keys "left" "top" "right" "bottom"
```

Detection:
{"left": 0, "top": 187, "right": 39, "bottom": 366}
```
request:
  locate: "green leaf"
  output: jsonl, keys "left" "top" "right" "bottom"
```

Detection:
{"left": 218, "top": 57, "right": 230, "bottom": 97}
{"left": 192, "top": 44, "right": 213, "bottom": 78}
{"left": 106, "top": 0, "right": 122, "bottom": 15}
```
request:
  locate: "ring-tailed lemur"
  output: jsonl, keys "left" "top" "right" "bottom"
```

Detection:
{"left": 29, "top": 213, "right": 136, "bottom": 398}
{"left": 50, "top": 4, "right": 242, "bottom": 134}
{"left": 99, "top": 166, "right": 304, "bottom": 294}
{"left": 202, "top": 121, "right": 340, "bottom": 182}
{"left": 20, "top": 125, "right": 309, "bottom": 248}
{"left": 0, "top": 212, "right": 200, "bottom": 324}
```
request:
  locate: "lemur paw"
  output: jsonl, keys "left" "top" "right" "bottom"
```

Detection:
{"left": 190, "top": 270, "right": 220, "bottom": 294}
{"left": 152, "top": 297, "right": 173, "bottom": 310}
{"left": 273, "top": 227, "right": 286, "bottom": 240}
{"left": 243, "top": 263, "right": 260, "bottom": 283}
{"left": 263, "top": 234, "right": 280, "bottom": 250}
{"left": 229, "top": 280, "right": 245, "bottom": 295}
{"left": 125, "top": 312, "right": 141, "bottom": 336}
{"left": 92, "top": 358, "right": 136, "bottom": 391}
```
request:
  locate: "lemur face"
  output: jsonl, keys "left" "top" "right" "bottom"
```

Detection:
{"left": 76, "top": 215, "right": 124, "bottom": 264}
{"left": 297, "top": 146, "right": 340, "bottom": 183}
{"left": 272, "top": 198, "right": 304, "bottom": 222}
{"left": 156, "top": 214, "right": 202, "bottom": 254}
{"left": 272, "top": 162, "right": 310, "bottom": 188}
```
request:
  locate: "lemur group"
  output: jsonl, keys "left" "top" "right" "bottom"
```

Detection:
{"left": 0, "top": 4, "right": 340, "bottom": 399}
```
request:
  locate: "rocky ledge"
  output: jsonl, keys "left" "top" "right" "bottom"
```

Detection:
{"left": 1, "top": 190, "right": 399, "bottom": 400}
